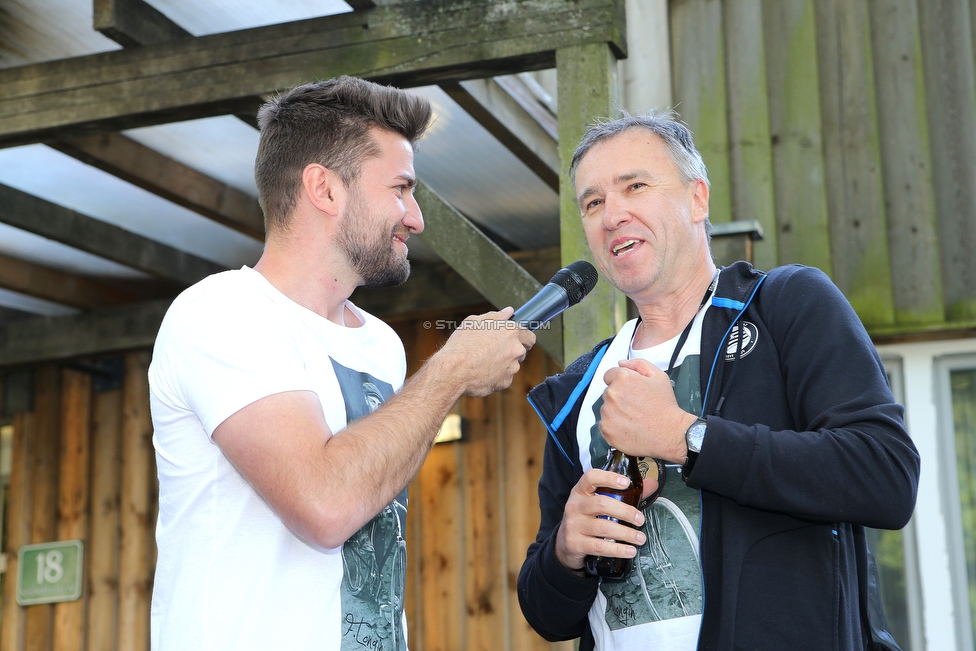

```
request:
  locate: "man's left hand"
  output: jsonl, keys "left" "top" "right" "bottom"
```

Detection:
{"left": 600, "top": 358, "right": 697, "bottom": 464}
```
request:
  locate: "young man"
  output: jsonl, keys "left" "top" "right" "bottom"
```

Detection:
{"left": 149, "top": 76, "right": 535, "bottom": 651}
{"left": 517, "top": 114, "right": 919, "bottom": 650}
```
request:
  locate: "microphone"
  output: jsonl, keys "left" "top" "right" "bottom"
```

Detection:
{"left": 512, "top": 260, "right": 599, "bottom": 331}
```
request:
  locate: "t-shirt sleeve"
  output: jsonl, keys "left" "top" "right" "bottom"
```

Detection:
{"left": 151, "top": 287, "right": 314, "bottom": 439}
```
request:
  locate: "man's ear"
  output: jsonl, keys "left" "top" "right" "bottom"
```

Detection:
{"left": 691, "top": 178, "right": 710, "bottom": 224}
{"left": 302, "top": 163, "right": 343, "bottom": 217}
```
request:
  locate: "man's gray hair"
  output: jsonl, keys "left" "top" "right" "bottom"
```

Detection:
{"left": 568, "top": 110, "right": 710, "bottom": 189}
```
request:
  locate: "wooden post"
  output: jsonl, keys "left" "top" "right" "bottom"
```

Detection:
{"left": 723, "top": 0, "right": 779, "bottom": 271}
{"left": 556, "top": 43, "right": 628, "bottom": 366}
{"left": 117, "top": 352, "right": 153, "bottom": 651}
{"left": 52, "top": 369, "right": 92, "bottom": 651}
{"left": 86, "top": 387, "right": 123, "bottom": 651}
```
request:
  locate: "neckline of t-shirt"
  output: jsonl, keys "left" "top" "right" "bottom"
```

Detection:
{"left": 628, "top": 294, "right": 714, "bottom": 366}
{"left": 239, "top": 265, "right": 371, "bottom": 334}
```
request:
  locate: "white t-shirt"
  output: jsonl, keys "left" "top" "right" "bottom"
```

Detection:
{"left": 577, "top": 296, "right": 712, "bottom": 650}
{"left": 148, "top": 267, "right": 408, "bottom": 651}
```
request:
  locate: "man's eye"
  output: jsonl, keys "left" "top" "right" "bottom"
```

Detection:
{"left": 630, "top": 182, "right": 645, "bottom": 191}
{"left": 586, "top": 199, "right": 603, "bottom": 211}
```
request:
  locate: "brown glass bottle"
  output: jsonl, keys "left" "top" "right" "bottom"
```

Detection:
{"left": 584, "top": 448, "right": 643, "bottom": 579}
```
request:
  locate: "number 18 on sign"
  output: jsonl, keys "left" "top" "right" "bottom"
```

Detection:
{"left": 17, "top": 540, "right": 83, "bottom": 605}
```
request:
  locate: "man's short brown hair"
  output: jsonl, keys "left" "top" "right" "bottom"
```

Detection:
{"left": 255, "top": 76, "right": 432, "bottom": 233}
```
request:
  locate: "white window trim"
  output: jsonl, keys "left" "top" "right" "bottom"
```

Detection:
{"left": 877, "top": 337, "right": 976, "bottom": 651}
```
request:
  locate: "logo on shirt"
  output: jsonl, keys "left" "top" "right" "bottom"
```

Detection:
{"left": 725, "top": 321, "right": 758, "bottom": 361}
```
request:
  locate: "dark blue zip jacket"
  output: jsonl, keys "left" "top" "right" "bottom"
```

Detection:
{"left": 517, "top": 262, "right": 919, "bottom": 651}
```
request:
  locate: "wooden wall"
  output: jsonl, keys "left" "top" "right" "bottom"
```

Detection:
{"left": 1, "top": 353, "right": 156, "bottom": 651}
{"left": 670, "top": 0, "right": 976, "bottom": 339}
{"left": 0, "top": 317, "right": 569, "bottom": 651}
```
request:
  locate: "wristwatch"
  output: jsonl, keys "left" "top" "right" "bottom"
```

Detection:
{"left": 682, "top": 417, "right": 707, "bottom": 482}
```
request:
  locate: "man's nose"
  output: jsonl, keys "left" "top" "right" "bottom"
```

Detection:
{"left": 403, "top": 193, "right": 424, "bottom": 234}
{"left": 602, "top": 193, "right": 629, "bottom": 230}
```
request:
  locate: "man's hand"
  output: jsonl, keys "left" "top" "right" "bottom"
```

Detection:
{"left": 554, "top": 469, "right": 652, "bottom": 571}
{"left": 600, "top": 358, "right": 697, "bottom": 464}
{"left": 434, "top": 307, "right": 536, "bottom": 397}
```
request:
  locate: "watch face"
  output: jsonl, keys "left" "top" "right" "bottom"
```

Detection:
{"left": 687, "top": 420, "right": 706, "bottom": 453}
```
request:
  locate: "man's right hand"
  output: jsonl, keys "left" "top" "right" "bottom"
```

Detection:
{"left": 434, "top": 307, "right": 536, "bottom": 397}
{"left": 555, "top": 469, "right": 649, "bottom": 572}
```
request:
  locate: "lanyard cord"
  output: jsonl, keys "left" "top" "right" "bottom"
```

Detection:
{"left": 664, "top": 269, "right": 719, "bottom": 378}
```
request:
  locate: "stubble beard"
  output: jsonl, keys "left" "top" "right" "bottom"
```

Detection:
{"left": 337, "top": 188, "right": 411, "bottom": 289}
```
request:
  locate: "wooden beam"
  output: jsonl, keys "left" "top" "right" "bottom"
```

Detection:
{"left": 94, "top": 0, "right": 192, "bottom": 48}
{"left": 0, "top": 252, "right": 139, "bottom": 309}
{"left": 414, "top": 182, "right": 563, "bottom": 363}
{"left": 0, "top": 184, "right": 225, "bottom": 286}
{"left": 557, "top": 43, "right": 627, "bottom": 366}
{"left": 93, "top": 0, "right": 264, "bottom": 129}
{"left": 352, "top": 247, "right": 561, "bottom": 319}
{"left": 51, "top": 133, "right": 265, "bottom": 240}
{"left": 440, "top": 78, "right": 559, "bottom": 191}
{"left": 0, "top": 248, "right": 561, "bottom": 368}
{"left": 0, "top": 299, "right": 171, "bottom": 367}
{"left": 0, "top": 0, "right": 626, "bottom": 147}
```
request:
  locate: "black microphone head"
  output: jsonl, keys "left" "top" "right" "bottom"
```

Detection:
{"left": 550, "top": 260, "right": 599, "bottom": 306}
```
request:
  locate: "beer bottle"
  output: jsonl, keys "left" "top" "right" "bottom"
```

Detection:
{"left": 584, "top": 447, "right": 643, "bottom": 579}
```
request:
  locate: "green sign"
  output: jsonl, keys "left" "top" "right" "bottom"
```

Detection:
{"left": 17, "top": 540, "right": 83, "bottom": 606}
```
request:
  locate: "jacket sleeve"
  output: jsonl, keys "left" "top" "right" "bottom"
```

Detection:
{"left": 517, "top": 385, "right": 598, "bottom": 642}
{"left": 687, "top": 265, "right": 920, "bottom": 530}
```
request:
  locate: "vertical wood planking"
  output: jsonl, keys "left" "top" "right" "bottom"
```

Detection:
{"left": 52, "top": 369, "right": 92, "bottom": 651}
{"left": 117, "top": 352, "right": 153, "bottom": 651}
{"left": 723, "top": 0, "right": 779, "bottom": 271}
{"left": 916, "top": 0, "right": 976, "bottom": 321}
{"left": 813, "top": 0, "right": 895, "bottom": 328}
{"left": 413, "top": 322, "right": 464, "bottom": 651}
{"left": 25, "top": 365, "right": 61, "bottom": 651}
{"left": 867, "top": 0, "right": 943, "bottom": 327}
{"left": 557, "top": 43, "right": 627, "bottom": 365}
{"left": 2, "top": 412, "right": 35, "bottom": 651}
{"left": 762, "top": 0, "right": 833, "bottom": 272}
{"left": 670, "top": 0, "right": 733, "bottom": 225}
{"left": 460, "top": 393, "right": 504, "bottom": 650}
{"left": 397, "top": 321, "right": 423, "bottom": 651}
{"left": 87, "top": 388, "right": 122, "bottom": 651}
{"left": 501, "top": 346, "right": 555, "bottom": 651}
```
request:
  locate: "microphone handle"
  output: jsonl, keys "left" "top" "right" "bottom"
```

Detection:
{"left": 511, "top": 284, "right": 570, "bottom": 331}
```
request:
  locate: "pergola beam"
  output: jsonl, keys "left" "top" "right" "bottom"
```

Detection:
{"left": 440, "top": 78, "right": 559, "bottom": 191}
{"left": 50, "top": 133, "right": 265, "bottom": 240}
{"left": 0, "top": 253, "right": 138, "bottom": 309}
{"left": 0, "top": 0, "right": 626, "bottom": 147}
{"left": 0, "top": 184, "right": 224, "bottom": 286}
{"left": 93, "top": 0, "right": 193, "bottom": 49}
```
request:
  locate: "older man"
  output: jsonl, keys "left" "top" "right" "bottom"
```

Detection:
{"left": 518, "top": 113, "right": 918, "bottom": 651}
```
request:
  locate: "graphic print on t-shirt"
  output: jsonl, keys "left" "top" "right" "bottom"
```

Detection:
{"left": 331, "top": 359, "right": 407, "bottom": 651}
{"left": 588, "top": 356, "right": 703, "bottom": 633}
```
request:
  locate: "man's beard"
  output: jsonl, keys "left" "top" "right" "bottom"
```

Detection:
{"left": 336, "top": 189, "right": 411, "bottom": 289}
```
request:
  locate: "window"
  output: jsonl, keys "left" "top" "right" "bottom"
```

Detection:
{"left": 937, "top": 354, "right": 976, "bottom": 651}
